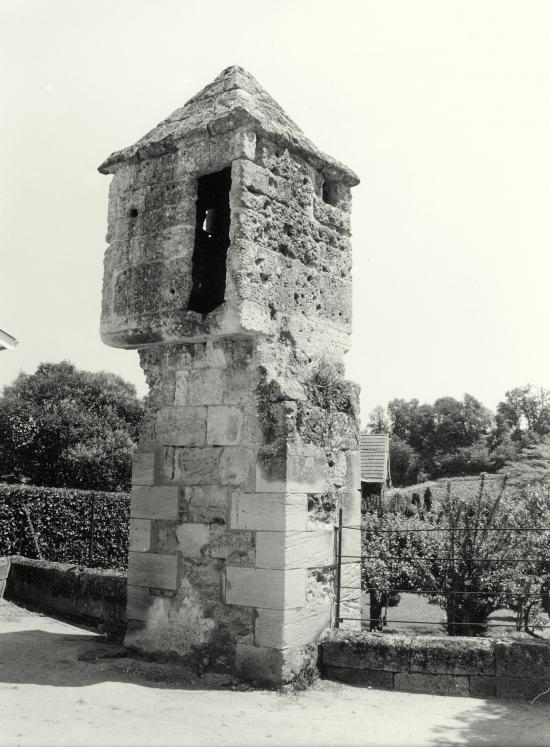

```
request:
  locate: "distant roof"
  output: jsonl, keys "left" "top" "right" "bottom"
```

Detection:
{"left": 360, "top": 433, "right": 390, "bottom": 483}
{"left": 98, "top": 65, "right": 359, "bottom": 185}
{"left": 0, "top": 328, "right": 18, "bottom": 352}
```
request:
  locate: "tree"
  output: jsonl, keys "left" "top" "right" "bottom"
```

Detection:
{"left": 366, "top": 405, "right": 390, "bottom": 434}
{"left": 361, "top": 512, "right": 438, "bottom": 630}
{"left": 431, "top": 395, "right": 493, "bottom": 454}
{"left": 497, "top": 385, "right": 550, "bottom": 440}
{"left": 387, "top": 394, "right": 494, "bottom": 479}
{"left": 389, "top": 436, "right": 420, "bottom": 486}
{"left": 0, "top": 361, "right": 144, "bottom": 491}
{"left": 430, "top": 441, "right": 498, "bottom": 478}
{"left": 362, "top": 475, "right": 550, "bottom": 636}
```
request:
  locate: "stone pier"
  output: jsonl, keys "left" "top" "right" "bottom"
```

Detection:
{"left": 99, "top": 66, "right": 361, "bottom": 684}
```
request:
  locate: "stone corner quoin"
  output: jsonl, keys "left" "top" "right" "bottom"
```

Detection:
{"left": 99, "top": 64, "right": 361, "bottom": 685}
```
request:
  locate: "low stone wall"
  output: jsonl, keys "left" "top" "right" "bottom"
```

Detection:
{"left": 321, "top": 631, "right": 550, "bottom": 701}
{"left": 0, "top": 556, "right": 9, "bottom": 598}
{"left": 1, "top": 556, "right": 127, "bottom": 635}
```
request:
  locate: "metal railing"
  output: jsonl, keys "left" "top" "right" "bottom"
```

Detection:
{"left": 334, "top": 509, "right": 550, "bottom": 635}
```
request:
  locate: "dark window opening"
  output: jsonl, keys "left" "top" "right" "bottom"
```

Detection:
{"left": 322, "top": 179, "right": 338, "bottom": 207}
{"left": 188, "top": 167, "right": 231, "bottom": 314}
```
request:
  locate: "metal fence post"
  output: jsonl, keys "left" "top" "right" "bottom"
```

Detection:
{"left": 88, "top": 495, "right": 95, "bottom": 566}
{"left": 335, "top": 508, "right": 343, "bottom": 629}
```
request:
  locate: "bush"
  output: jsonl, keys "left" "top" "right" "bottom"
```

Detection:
{"left": 0, "top": 482, "right": 129, "bottom": 569}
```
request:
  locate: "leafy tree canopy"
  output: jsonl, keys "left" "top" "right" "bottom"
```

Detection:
{"left": 368, "top": 386, "right": 549, "bottom": 485}
{"left": 0, "top": 361, "right": 144, "bottom": 491}
{"left": 497, "top": 385, "right": 550, "bottom": 439}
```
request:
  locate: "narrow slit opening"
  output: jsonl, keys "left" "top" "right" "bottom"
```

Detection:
{"left": 188, "top": 167, "right": 231, "bottom": 314}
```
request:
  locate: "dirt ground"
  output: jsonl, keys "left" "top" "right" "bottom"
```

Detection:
{"left": 1, "top": 600, "right": 549, "bottom": 747}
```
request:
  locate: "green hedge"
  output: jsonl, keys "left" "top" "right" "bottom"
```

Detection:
{"left": 0, "top": 483, "right": 130, "bottom": 569}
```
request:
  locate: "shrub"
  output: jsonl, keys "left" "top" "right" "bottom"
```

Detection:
{"left": 0, "top": 482, "right": 129, "bottom": 569}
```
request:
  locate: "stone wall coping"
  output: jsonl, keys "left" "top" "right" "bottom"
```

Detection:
{"left": 321, "top": 630, "right": 550, "bottom": 701}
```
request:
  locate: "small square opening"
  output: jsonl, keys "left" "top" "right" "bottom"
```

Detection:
{"left": 322, "top": 178, "right": 339, "bottom": 207}
{"left": 188, "top": 167, "right": 231, "bottom": 314}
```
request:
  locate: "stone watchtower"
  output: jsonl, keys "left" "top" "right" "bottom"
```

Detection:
{"left": 99, "top": 66, "right": 361, "bottom": 684}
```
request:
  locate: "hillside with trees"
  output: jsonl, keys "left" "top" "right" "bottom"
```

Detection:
{"left": 366, "top": 385, "right": 550, "bottom": 486}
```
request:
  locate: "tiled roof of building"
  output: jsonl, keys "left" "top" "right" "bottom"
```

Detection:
{"left": 98, "top": 66, "right": 359, "bottom": 185}
{"left": 0, "top": 328, "right": 18, "bottom": 352}
{"left": 360, "top": 433, "right": 390, "bottom": 483}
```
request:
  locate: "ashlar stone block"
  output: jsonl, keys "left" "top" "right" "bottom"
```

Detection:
{"left": 155, "top": 406, "right": 206, "bottom": 446}
{"left": 255, "top": 446, "right": 328, "bottom": 494}
{"left": 230, "top": 492, "right": 307, "bottom": 531}
{"left": 131, "top": 486, "right": 179, "bottom": 520}
{"left": 255, "top": 530, "right": 333, "bottom": 570}
{"left": 127, "top": 552, "right": 177, "bottom": 590}
{"left": 126, "top": 585, "right": 153, "bottom": 621}
{"left": 225, "top": 567, "right": 305, "bottom": 609}
{"left": 129, "top": 519, "right": 151, "bottom": 552}
{"left": 255, "top": 603, "right": 331, "bottom": 648}
{"left": 131, "top": 452, "right": 156, "bottom": 486}
{"left": 187, "top": 369, "right": 224, "bottom": 405}
{"left": 207, "top": 406, "right": 244, "bottom": 445}
{"left": 185, "top": 485, "right": 229, "bottom": 523}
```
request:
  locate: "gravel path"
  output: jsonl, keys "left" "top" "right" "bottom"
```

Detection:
{"left": 1, "top": 599, "right": 548, "bottom": 747}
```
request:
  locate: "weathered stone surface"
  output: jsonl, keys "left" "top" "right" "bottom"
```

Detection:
{"left": 129, "top": 519, "right": 151, "bottom": 552}
{"left": 394, "top": 672, "right": 470, "bottom": 697}
{"left": 230, "top": 492, "right": 307, "bottom": 531}
{"left": 255, "top": 530, "right": 333, "bottom": 570}
{"left": 322, "top": 632, "right": 410, "bottom": 672}
{"left": 495, "top": 639, "right": 550, "bottom": 679}
{"left": 208, "top": 526, "right": 255, "bottom": 564}
{"left": 131, "top": 486, "right": 179, "bottom": 520}
{"left": 126, "top": 585, "right": 153, "bottom": 621}
{"left": 409, "top": 636, "right": 495, "bottom": 676}
{"left": 5, "top": 557, "right": 126, "bottom": 632}
{"left": 99, "top": 66, "right": 361, "bottom": 684}
{"left": 219, "top": 446, "right": 252, "bottom": 486}
{"left": 0, "top": 557, "right": 10, "bottom": 585}
{"left": 167, "top": 446, "right": 221, "bottom": 484}
{"left": 323, "top": 666, "right": 394, "bottom": 689}
{"left": 184, "top": 485, "right": 229, "bottom": 523}
{"left": 188, "top": 369, "right": 224, "bottom": 405}
{"left": 225, "top": 567, "right": 305, "bottom": 609}
{"left": 155, "top": 406, "right": 206, "bottom": 446}
{"left": 495, "top": 677, "right": 550, "bottom": 700}
{"left": 127, "top": 552, "right": 177, "bottom": 590}
{"left": 207, "top": 406, "right": 244, "bottom": 445}
{"left": 235, "top": 641, "right": 317, "bottom": 685}
{"left": 131, "top": 452, "right": 155, "bottom": 486}
{"left": 174, "top": 523, "right": 210, "bottom": 558}
{"left": 469, "top": 675, "right": 497, "bottom": 698}
{"left": 255, "top": 446, "right": 328, "bottom": 493}
{"left": 174, "top": 370, "right": 189, "bottom": 405}
{"left": 255, "top": 604, "right": 331, "bottom": 648}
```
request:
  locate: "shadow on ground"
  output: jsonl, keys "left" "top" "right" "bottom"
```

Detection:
{"left": 0, "top": 627, "right": 240, "bottom": 691}
{"left": 429, "top": 695, "right": 550, "bottom": 746}
{"left": 336, "top": 678, "right": 550, "bottom": 746}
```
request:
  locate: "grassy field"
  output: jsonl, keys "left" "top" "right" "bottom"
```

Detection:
{"left": 360, "top": 592, "right": 548, "bottom": 638}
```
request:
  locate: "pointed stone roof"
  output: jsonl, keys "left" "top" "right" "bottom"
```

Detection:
{"left": 99, "top": 66, "right": 359, "bottom": 185}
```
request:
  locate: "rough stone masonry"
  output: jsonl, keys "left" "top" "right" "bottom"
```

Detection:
{"left": 99, "top": 66, "right": 361, "bottom": 684}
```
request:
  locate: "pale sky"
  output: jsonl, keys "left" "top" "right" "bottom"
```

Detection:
{"left": 1, "top": 0, "right": 549, "bottom": 420}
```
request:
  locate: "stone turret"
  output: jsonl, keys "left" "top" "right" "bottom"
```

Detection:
{"left": 99, "top": 66, "right": 361, "bottom": 684}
